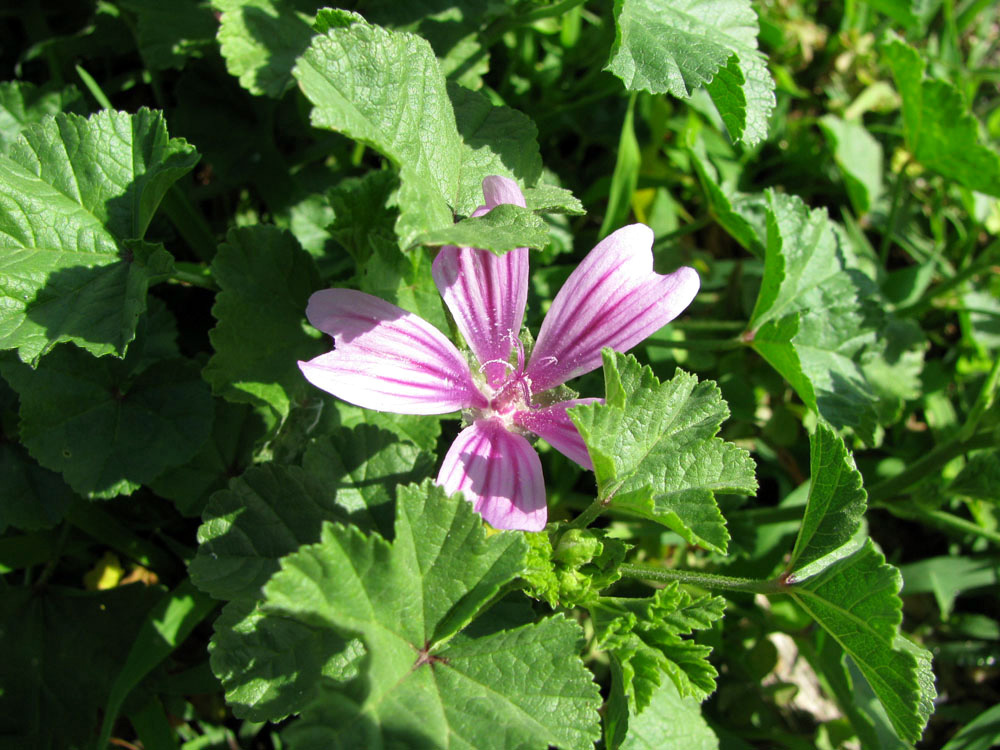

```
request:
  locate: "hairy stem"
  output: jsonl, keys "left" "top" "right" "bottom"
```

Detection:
{"left": 619, "top": 563, "right": 787, "bottom": 595}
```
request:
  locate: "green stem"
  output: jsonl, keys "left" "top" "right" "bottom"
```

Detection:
{"left": 519, "top": 0, "right": 588, "bottom": 23}
{"left": 167, "top": 267, "right": 217, "bottom": 290}
{"left": 958, "top": 355, "right": 1000, "bottom": 441}
{"left": 619, "top": 563, "right": 786, "bottom": 595}
{"left": 879, "top": 156, "right": 911, "bottom": 266}
{"left": 567, "top": 495, "right": 610, "bottom": 530}
{"left": 868, "top": 429, "right": 997, "bottom": 504}
{"left": 667, "top": 319, "right": 747, "bottom": 332}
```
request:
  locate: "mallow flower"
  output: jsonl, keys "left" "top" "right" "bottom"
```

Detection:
{"left": 299, "top": 176, "right": 699, "bottom": 532}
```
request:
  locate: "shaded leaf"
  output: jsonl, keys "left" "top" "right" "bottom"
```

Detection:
{"left": 0, "top": 346, "right": 212, "bottom": 499}
{"left": 118, "top": 0, "right": 217, "bottom": 70}
{"left": 214, "top": 0, "right": 317, "bottom": 97}
{"left": 203, "top": 225, "right": 323, "bottom": 420}
{"left": 301, "top": 424, "right": 434, "bottom": 539}
{"left": 209, "top": 598, "right": 365, "bottom": 721}
{"left": 190, "top": 463, "right": 349, "bottom": 602}
{"left": 0, "top": 81, "right": 83, "bottom": 153}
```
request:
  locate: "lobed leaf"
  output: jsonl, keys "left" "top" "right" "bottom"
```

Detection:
{"left": 571, "top": 351, "right": 758, "bottom": 553}
{"left": 590, "top": 584, "right": 726, "bottom": 711}
{"left": 293, "top": 12, "right": 540, "bottom": 247}
{"left": 202, "top": 225, "right": 323, "bottom": 420}
{"left": 264, "top": 481, "right": 602, "bottom": 749}
{"left": 0, "top": 344, "right": 212, "bottom": 499}
{"left": 0, "top": 109, "right": 198, "bottom": 362}
{"left": 214, "top": 0, "right": 318, "bottom": 97}
{"left": 606, "top": 0, "right": 774, "bottom": 145}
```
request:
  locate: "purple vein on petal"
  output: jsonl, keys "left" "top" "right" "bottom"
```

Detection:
{"left": 527, "top": 224, "right": 700, "bottom": 392}
{"left": 436, "top": 419, "right": 546, "bottom": 531}
{"left": 298, "top": 288, "right": 487, "bottom": 415}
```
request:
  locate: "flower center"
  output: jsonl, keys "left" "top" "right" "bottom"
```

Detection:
{"left": 466, "top": 337, "right": 536, "bottom": 428}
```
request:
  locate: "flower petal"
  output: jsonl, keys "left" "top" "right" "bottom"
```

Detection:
{"left": 299, "top": 289, "right": 487, "bottom": 415}
{"left": 432, "top": 177, "right": 529, "bottom": 389}
{"left": 513, "top": 398, "right": 601, "bottom": 470}
{"left": 526, "top": 224, "right": 700, "bottom": 392}
{"left": 481, "top": 175, "right": 527, "bottom": 210}
{"left": 436, "top": 418, "right": 546, "bottom": 531}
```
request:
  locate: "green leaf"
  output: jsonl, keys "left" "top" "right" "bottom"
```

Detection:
{"left": 301, "top": 424, "right": 434, "bottom": 539}
{"left": 899, "top": 555, "right": 999, "bottom": 620}
{"left": 606, "top": 0, "right": 775, "bottom": 145}
{"left": 294, "top": 13, "right": 540, "bottom": 248}
{"left": 118, "top": 0, "right": 217, "bottom": 70}
{"left": 0, "top": 81, "right": 83, "bottom": 153}
{"left": 203, "top": 226, "right": 323, "bottom": 420}
{"left": 214, "top": 0, "right": 318, "bottom": 97}
{"left": 294, "top": 13, "right": 459, "bottom": 247}
{"left": 1, "top": 379, "right": 74, "bottom": 533}
{"left": 414, "top": 203, "right": 550, "bottom": 253}
{"left": 599, "top": 93, "right": 640, "bottom": 239}
{"left": 448, "top": 82, "right": 543, "bottom": 210}
{"left": 941, "top": 703, "right": 1000, "bottom": 750}
{"left": 522, "top": 184, "right": 586, "bottom": 215}
{"left": 948, "top": 450, "right": 1000, "bottom": 502}
{"left": 522, "top": 527, "right": 630, "bottom": 608}
{"left": 620, "top": 678, "right": 718, "bottom": 750}
{"left": 332, "top": 400, "right": 444, "bottom": 453}
{"left": 265, "top": 481, "right": 602, "bottom": 750}
{"left": 0, "top": 346, "right": 213, "bottom": 499}
{"left": 0, "top": 584, "right": 161, "bottom": 750}
{"left": 97, "top": 580, "right": 218, "bottom": 749}
{"left": 786, "top": 422, "right": 867, "bottom": 573}
{"left": 689, "top": 144, "right": 765, "bottom": 257}
{"left": 819, "top": 114, "right": 884, "bottom": 215}
{"left": 190, "top": 463, "right": 349, "bottom": 602}
{"left": 149, "top": 400, "right": 268, "bottom": 517}
{"left": 882, "top": 35, "right": 1000, "bottom": 196}
{"left": 591, "top": 583, "right": 725, "bottom": 710}
{"left": 786, "top": 541, "right": 936, "bottom": 744}
{"left": 746, "top": 190, "right": 885, "bottom": 444}
{"left": 571, "top": 352, "right": 758, "bottom": 553}
{"left": 0, "top": 109, "right": 198, "bottom": 362}
{"left": 327, "top": 170, "right": 400, "bottom": 267}
{"left": 209, "top": 598, "right": 365, "bottom": 721}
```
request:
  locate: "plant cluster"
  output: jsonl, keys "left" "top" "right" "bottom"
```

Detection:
{"left": 1, "top": 1, "right": 999, "bottom": 749}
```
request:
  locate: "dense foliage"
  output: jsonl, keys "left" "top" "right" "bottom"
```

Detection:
{"left": 1, "top": 1, "right": 999, "bottom": 749}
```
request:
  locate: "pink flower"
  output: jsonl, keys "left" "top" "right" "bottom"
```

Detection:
{"left": 299, "top": 176, "right": 700, "bottom": 531}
